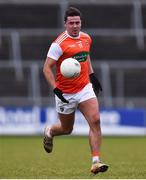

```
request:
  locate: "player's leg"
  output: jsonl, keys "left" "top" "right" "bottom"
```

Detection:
{"left": 44, "top": 112, "right": 75, "bottom": 153}
{"left": 78, "top": 98, "right": 101, "bottom": 156}
{"left": 50, "top": 112, "right": 75, "bottom": 136}
{"left": 78, "top": 97, "right": 108, "bottom": 174}
{"left": 44, "top": 92, "right": 77, "bottom": 153}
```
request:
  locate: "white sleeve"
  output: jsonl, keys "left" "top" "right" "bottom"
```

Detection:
{"left": 47, "top": 42, "right": 63, "bottom": 61}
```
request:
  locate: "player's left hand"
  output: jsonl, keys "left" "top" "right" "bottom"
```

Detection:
{"left": 89, "top": 73, "right": 102, "bottom": 96}
{"left": 53, "top": 87, "right": 69, "bottom": 103}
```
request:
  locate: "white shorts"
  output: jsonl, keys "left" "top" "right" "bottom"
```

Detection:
{"left": 55, "top": 83, "right": 96, "bottom": 114}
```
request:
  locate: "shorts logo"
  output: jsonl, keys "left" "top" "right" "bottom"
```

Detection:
{"left": 60, "top": 107, "right": 64, "bottom": 112}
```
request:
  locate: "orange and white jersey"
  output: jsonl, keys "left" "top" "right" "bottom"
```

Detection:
{"left": 47, "top": 30, "right": 92, "bottom": 93}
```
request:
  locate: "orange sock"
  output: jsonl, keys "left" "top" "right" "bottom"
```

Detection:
{"left": 92, "top": 151, "right": 100, "bottom": 157}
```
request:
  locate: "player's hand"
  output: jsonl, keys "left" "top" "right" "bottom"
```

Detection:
{"left": 89, "top": 73, "right": 102, "bottom": 96}
{"left": 53, "top": 88, "right": 69, "bottom": 103}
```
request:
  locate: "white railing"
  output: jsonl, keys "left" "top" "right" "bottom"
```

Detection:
{"left": 0, "top": 61, "right": 146, "bottom": 108}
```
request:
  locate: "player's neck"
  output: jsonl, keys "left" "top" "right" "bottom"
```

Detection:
{"left": 65, "top": 30, "right": 81, "bottom": 39}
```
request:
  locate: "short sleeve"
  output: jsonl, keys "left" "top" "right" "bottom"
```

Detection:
{"left": 47, "top": 42, "right": 63, "bottom": 61}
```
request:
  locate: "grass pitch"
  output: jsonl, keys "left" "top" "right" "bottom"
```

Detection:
{"left": 0, "top": 136, "right": 146, "bottom": 179}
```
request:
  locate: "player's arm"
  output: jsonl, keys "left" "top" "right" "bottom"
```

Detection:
{"left": 43, "top": 42, "right": 62, "bottom": 89}
{"left": 43, "top": 56, "right": 69, "bottom": 103}
{"left": 87, "top": 55, "right": 94, "bottom": 74}
{"left": 87, "top": 55, "right": 102, "bottom": 95}
{"left": 43, "top": 57, "right": 56, "bottom": 89}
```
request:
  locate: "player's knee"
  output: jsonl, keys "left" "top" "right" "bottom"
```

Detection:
{"left": 90, "top": 113, "right": 100, "bottom": 127}
{"left": 62, "top": 127, "right": 73, "bottom": 135}
{"left": 92, "top": 113, "right": 100, "bottom": 122}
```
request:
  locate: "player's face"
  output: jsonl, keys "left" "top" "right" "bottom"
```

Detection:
{"left": 65, "top": 16, "right": 81, "bottom": 37}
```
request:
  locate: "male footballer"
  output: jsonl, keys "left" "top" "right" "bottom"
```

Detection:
{"left": 43, "top": 6, "right": 109, "bottom": 174}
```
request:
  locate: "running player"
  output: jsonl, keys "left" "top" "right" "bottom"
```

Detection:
{"left": 43, "top": 6, "right": 109, "bottom": 174}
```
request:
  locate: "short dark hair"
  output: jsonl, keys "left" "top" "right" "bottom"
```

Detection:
{"left": 64, "top": 7, "right": 82, "bottom": 22}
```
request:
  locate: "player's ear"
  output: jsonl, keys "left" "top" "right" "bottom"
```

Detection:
{"left": 64, "top": 21, "right": 67, "bottom": 28}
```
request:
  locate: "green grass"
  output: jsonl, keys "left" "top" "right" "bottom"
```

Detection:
{"left": 0, "top": 136, "right": 146, "bottom": 179}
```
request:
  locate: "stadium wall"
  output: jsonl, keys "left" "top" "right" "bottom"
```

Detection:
{"left": 0, "top": 106, "right": 146, "bottom": 136}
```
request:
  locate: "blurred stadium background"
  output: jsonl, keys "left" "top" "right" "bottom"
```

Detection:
{"left": 0, "top": 0, "right": 146, "bottom": 136}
